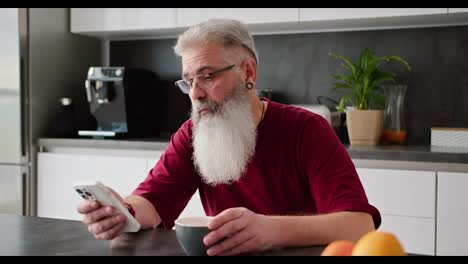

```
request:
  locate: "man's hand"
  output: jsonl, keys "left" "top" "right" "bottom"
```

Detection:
{"left": 203, "top": 207, "right": 275, "bottom": 256}
{"left": 76, "top": 187, "right": 127, "bottom": 240}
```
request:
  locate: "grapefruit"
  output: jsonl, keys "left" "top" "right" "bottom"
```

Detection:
{"left": 351, "top": 231, "right": 406, "bottom": 256}
{"left": 321, "top": 240, "right": 355, "bottom": 256}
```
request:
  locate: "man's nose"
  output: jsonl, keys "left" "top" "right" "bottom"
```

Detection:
{"left": 189, "top": 79, "right": 207, "bottom": 101}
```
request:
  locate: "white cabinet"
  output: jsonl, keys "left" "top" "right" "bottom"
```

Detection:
{"left": 436, "top": 172, "right": 468, "bottom": 255}
{"left": 176, "top": 8, "right": 298, "bottom": 28}
{"left": 448, "top": 8, "right": 468, "bottom": 13}
{"left": 378, "top": 215, "right": 435, "bottom": 256}
{"left": 146, "top": 157, "right": 205, "bottom": 218}
{"left": 38, "top": 152, "right": 149, "bottom": 220}
{"left": 357, "top": 168, "right": 436, "bottom": 218}
{"left": 71, "top": 8, "right": 176, "bottom": 33}
{"left": 145, "top": 155, "right": 162, "bottom": 172}
{"left": 38, "top": 150, "right": 205, "bottom": 221}
{"left": 299, "top": 8, "right": 447, "bottom": 21}
{"left": 70, "top": 8, "right": 468, "bottom": 38}
{"left": 356, "top": 168, "right": 436, "bottom": 255}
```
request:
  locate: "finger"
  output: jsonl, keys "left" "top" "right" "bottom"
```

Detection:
{"left": 218, "top": 237, "right": 257, "bottom": 256}
{"left": 206, "top": 229, "right": 253, "bottom": 256}
{"left": 83, "top": 206, "right": 116, "bottom": 225}
{"left": 77, "top": 200, "right": 101, "bottom": 214}
{"left": 204, "top": 215, "right": 247, "bottom": 246}
{"left": 95, "top": 221, "right": 126, "bottom": 240}
{"left": 208, "top": 207, "right": 244, "bottom": 230}
{"left": 89, "top": 213, "right": 126, "bottom": 236}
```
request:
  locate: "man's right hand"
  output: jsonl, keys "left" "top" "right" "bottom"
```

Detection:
{"left": 77, "top": 199, "right": 127, "bottom": 240}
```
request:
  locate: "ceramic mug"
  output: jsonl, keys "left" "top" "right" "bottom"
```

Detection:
{"left": 174, "top": 216, "right": 213, "bottom": 256}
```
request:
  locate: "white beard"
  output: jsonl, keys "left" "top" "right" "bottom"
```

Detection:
{"left": 191, "top": 84, "right": 257, "bottom": 186}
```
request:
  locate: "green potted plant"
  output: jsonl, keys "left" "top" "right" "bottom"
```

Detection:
{"left": 329, "top": 48, "right": 411, "bottom": 146}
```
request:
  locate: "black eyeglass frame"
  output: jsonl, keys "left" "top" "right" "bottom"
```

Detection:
{"left": 175, "top": 64, "right": 236, "bottom": 94}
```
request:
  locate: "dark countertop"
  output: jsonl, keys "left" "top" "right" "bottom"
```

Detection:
{"left": 0, "top": 213, "right": 325, "bottom": 256}
{"left": 39, "top": 138, "right": 468, "bottom": 164}
{"left": 346, "top": 145, "right": 468, "bottom": 164}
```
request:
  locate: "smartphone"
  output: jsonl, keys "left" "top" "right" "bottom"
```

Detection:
{"left": 73, "top": 181, "right": 141, "bottom": 233}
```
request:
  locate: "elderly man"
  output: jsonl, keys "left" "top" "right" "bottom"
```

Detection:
{"left": 78, "top": 19, "right": 380, "bottom": 256}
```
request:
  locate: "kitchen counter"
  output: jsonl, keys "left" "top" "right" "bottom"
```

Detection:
{"left": 38, "top": 138, "right": 468, "bottom": 164}
{"left": 346, "top": 145, "right": 468, "bottom": 164}
{"left": 0, "top": 213, "right": 325, "bottom": 256}
{"left": 38, "top": 138, "right": 170, "bottom": 152}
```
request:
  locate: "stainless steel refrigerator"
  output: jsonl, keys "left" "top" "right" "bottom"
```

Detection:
{"left": 0, "top": 8, "right": 29, "bottom": 215}
{"left": 0, "top": 8, "right": 101, "bottom": 216}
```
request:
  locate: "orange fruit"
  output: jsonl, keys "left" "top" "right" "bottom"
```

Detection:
{"left": 351, "top": 231, "right": 406, "bottom": 256}
{"left": 321, "top": 240, "right": 355, "bottom": 256}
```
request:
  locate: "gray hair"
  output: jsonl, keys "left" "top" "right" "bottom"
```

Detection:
{"left": 173, "top": 19, "right": 259, "bottom": 66}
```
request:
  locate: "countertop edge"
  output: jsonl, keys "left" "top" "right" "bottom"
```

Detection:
{"left": 37, "top": 138, "right": 468, "bottom": 165}
{"left": 38, "top": 138, "right": 170, "bottom": 152}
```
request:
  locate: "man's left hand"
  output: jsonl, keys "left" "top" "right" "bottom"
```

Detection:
{"left": 203, "top": 207, "right": 275, "bottom": 256}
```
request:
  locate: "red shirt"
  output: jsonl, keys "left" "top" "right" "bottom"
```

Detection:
{"left": 133, "top": 99, "right": 381, "bottom": 229}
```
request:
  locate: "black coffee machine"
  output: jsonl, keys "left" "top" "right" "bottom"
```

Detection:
{"left": 79, "top": 66, "right": 162, "bottom": 138}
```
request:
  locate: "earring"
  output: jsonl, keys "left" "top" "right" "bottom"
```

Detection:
{"left": 246, "top": 82, "right": 254, "bottom": 89}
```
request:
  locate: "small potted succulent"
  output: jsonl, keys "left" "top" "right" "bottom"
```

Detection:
{"left": 329, "top": 48, "right": 411, "bottom": 146}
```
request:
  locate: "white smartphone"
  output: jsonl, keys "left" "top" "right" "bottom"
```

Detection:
{"left": 73, "top": 181, "right": 141, "bottom": 233}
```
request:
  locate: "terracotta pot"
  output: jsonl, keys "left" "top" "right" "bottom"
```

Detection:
{"left": 346, "top": 110, "right": 384, "bottom": 146}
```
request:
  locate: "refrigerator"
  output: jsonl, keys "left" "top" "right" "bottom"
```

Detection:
{"left": 0, "top": 8, "right": 29, "bottom": 215}
{"left": 0, "top": 8, "right": 101, "bottom": 216}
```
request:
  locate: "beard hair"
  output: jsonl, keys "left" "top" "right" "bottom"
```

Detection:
{"left": 191, "top": 83, "right": 257, "bottom": 186}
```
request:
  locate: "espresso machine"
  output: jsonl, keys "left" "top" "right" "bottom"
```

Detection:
{"left": 79, "top": 66, "right": 162, "bottom": 138}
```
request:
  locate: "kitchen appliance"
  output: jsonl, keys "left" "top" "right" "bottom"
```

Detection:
{"left": 292, "top": 97, "right": 349, "bottom": 144}
{"left": 80, "top": 66, "right": 162, "bottom": 138}
{"left": 316, "top": 96, "right": 349, "bottom": 144}
{"left": 0, "top": 9, "right": 100, "bottom": 216}
{"left": 49, "top": 97, "right": 78, "bottom": 138}
{"left": 291, "top": 104, "right": 332, "bottom": 125}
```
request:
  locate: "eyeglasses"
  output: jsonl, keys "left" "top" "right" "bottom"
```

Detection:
{"left": 175, "top": 64, "right": 235, "bottom": 94}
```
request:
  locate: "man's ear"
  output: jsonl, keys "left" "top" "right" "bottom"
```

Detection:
{"left": 242, "top": 57, "right": 257, "bottom": 84}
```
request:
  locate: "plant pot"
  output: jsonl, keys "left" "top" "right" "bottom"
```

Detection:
{"left": 346, "top": 110, "right": 384, "bottom": 146}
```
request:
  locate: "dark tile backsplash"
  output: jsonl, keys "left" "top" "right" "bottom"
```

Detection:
{"left": 110, "top": 26, "right": 468, "bottom": 145}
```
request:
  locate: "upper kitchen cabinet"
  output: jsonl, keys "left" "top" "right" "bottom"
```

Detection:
{"left": 299, "top": 8, "right": 447, "bottom": 21}
{"left": 296, "top": 8, "right": 468, "bottom": 33}
{"left": 70, "top": 8, "right": 468, "bottom": 39}
{"left": 71, "top": 8, "right": 177, "bottom": 38}
{"left": 448, "top": 8, "right": 468, "bottom": 13}
{"left": 176, "top": 8, "right": 299, "bottom": 32}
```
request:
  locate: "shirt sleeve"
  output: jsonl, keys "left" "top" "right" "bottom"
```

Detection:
{"left": 299, "top": 114, "right": 381, "bottom": 229}
{"left": 132, "top": 120, "right": 201, "bottom": 229}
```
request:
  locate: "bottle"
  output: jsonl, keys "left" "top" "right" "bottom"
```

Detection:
{"left": 381, "top": 84, "right": 407, "bottom": 145}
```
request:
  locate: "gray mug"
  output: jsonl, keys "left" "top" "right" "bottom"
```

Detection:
{"left": 175, "top": 216, "right": 213, "bottom": 256}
